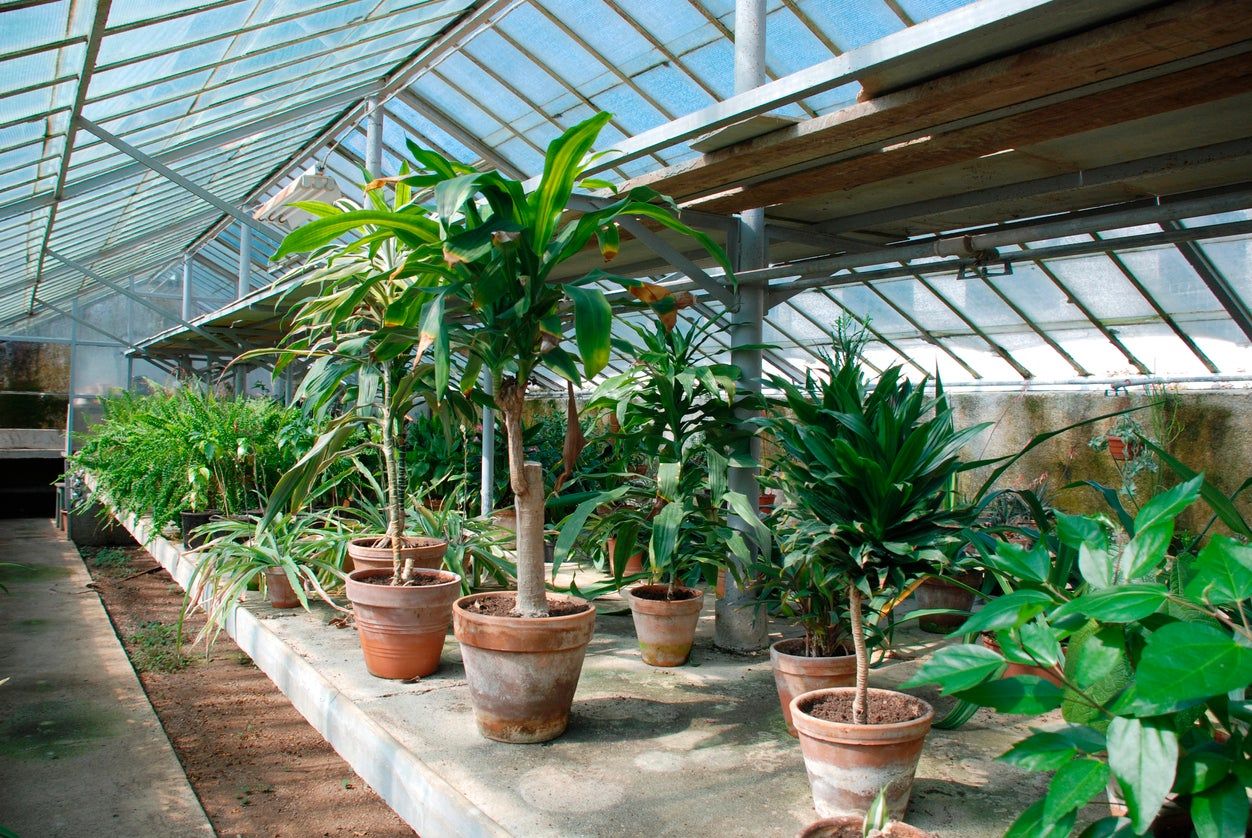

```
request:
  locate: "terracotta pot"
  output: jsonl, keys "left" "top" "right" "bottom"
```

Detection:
{"left": 606, "top": 537, "right": 645, "bottom": 576}
{"left": 771, "top": 638, "right": 857, "bottom": 737}
{"left": 453, "top": 592, "right": 596, "bottom": 743}
{"left": 263, "top": 567, "right": 301, "bottom": 608}
{"left": 913, "top": 572, "right": 982, "bottom": 633}
{"left": 760, "top": 493, "right": 777, "bottom": 513}
{"left": 180, "top": 509, "right": 220, "bottom": 550}
{"left": 627, "top": 584, "right": 704, "bottom": 667}
{"left": 492, "top": 508, "right": 517, "bottom": 532}
{"left": 791, "top": 687, "right": 933, "bottom": 820}
{"left": 1106, "top": 435, "right": 1142, "bottom": 462}
{"left": 346, "top": 536, "right": 447, "bottom": 574}
{"left": 980, "top": 634, "right": 1065, "bottom": 687}
{"left": 345, "top": 568, "right": 461, "bottom": 680}
{"left": 798, "top": 817, "right": 936, "bottom": 838}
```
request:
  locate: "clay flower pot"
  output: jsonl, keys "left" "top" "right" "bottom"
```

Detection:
{"left": 605, "top": 537, "right": 645, "bottom": 576}
{"left": 913, "top": 572, "right": 982, "bottom": 633}
{"left": 627, "top": 584, "right": 704, "bottom": 667}
{"left": 263, "top": 567, "right": 301, "bottom": 609}
{"left": 1105, "top": 434, "right": 1142, "bottom": 462}
{"left": 346, "top": 536, "right": 447, "bottom": 574}
{"left": 453, "top": 592, "right": 596, "bottom": 743}
{"left": 771, "top": 639, "right": 857, "bottom": 737}
{"left": 791, "top": 687, "right": 933, "bottom": 820}
{"left": 799, "top": 817, "right": 936, "bottom": 837}
{"left": 345, "top": 568, "right": 461, "bottom": 680}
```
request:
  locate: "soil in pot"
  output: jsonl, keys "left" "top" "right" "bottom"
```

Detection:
{"left": 345, "top": 567, "right": 460, "bottom": 680}
{"left": 771, "top": 638, "right": 856, "bottom": 737}
{"left": 913, "top": 573, "right": 981, "bottom": 633}
{"left": 346, "top": 535, "right": 447, "bottom": 574}
{"left": 263, "top": 567, "right": 300, "bottom": 609}
{"left": 627, "top": 584, "right": 704, "bottom": 667}
{"left": 453, "top": 592, "right": 595, "bottom": 744}
{"left": 792, "top": 687, "right": 933, "bottom": 820}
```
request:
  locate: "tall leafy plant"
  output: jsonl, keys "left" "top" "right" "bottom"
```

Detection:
{"left": 272, "top": 112, "right": 730, "bottom": 617}
{"left": 554, "top": 316, "right": 761, "bottom": 595}
{"left": 762, "top": 324, "right": 989, "bottom": 722}
{"left": 254, "top": 171, "right": 476, "bottom": 583}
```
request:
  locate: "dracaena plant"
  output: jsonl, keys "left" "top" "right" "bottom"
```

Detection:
{"left": 275, "top": 111, "right": 731, "bottom": 617}
{"left": 553, "top": 316, "right": 763, "bottom": 597}
{"left": 251, "top": 169, "right": 477, "bottom": 584}
{"left": 761, "top": 320, "right": 990, "bottom": 721}
{"left": 905, "top": 471, "right": 1252, "bottom": 838}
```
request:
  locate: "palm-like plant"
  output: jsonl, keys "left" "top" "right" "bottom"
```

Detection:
{"left": 763, "top": 323, "right": 988, "bottom": 723}
{"left": 272, "top": 112, "right": 729, "bottom": 617}
{"left": 556, "top": 316, "right": 761, "bottom": 595}
{"left": 252, "top": 174, "right": 477, "bottom": 583}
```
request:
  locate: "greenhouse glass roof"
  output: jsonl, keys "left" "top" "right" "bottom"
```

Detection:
{"left": 2, "top": 0, "right": 1250, "bottom": 390}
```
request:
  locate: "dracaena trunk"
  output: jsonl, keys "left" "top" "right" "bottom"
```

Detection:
{"left": 849, "top": 583, "right": 869, "bottom": 724}
{"left": 500, "top": 382, "right": 548, "bottom": 618}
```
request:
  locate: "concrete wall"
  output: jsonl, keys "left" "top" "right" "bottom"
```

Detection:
{"left": 952, "top": 388, "right": 1252, "bottom": 531}
{"left": 0, "top": 341, "right": 70, "bottom": 429}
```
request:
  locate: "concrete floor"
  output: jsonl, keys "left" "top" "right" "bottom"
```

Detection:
{"left": 0, "top": 519, "right": 213, "bottom": 838}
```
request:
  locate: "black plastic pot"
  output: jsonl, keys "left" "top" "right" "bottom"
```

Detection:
{"left": 180, "top": 510, "right": 220, "bottom": 550}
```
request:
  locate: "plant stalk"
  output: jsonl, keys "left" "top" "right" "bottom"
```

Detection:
{"left": 500, "top": 381, "right": 548, "bottom": 617}
{"left": 849, "top": 583, "right": 869, "bottom": 725}
{"left": 381, "top": 372, "right": 409, "bottom": 582}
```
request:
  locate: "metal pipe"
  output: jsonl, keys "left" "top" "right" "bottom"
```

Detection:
{"left": 365, "top": 95, "right": 384, "bottom": 175}
{"left": 718, "top": 0, "right": 770, "bottom": 655}
{"left": 181, "top": 256, "right": 192, "bottom": 321}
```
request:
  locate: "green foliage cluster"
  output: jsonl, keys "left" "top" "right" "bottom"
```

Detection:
{"left": 70, "top": 385, "right": 314, "bottom": 532}
{"left": 906, "top": 462, "right": 1252, "bottom": 837}
{"left": 129, "top": 621, "right": 191, "bottom": 673}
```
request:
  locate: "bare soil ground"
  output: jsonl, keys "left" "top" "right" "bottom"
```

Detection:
{"left": 82, "top": 545, "right": 415, "bottom": 838}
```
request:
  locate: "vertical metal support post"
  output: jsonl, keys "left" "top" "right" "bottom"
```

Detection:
{"left": 480, "top": 373, "right": 495, "bottom": 518}
{"left": 716, "top": 0, "right": 770, "bottom": 653}
{"left": 181, "top": 256, "right": 193, "bottom": 321}
{"left": 65, "top": 298, "right": 79, "bottom": 527}
{"left": 235, "top": 223, "right": 251, "bottom": 394}
{"left": 365, "top": 95, "right": 384, "bottom": 176}
{"left": 127, "top": 274, "right": 136, "bottom": 389}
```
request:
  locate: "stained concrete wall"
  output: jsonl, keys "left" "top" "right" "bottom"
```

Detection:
{"left": 951, "top": 389, "right": 1252, "bottom": 532}
{"left": 0, "top": 341, "right": 69, "bottom": 428}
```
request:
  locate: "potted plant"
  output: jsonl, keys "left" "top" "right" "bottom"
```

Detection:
{"left": 180, "top": 511, "right": 346, "bottom": 650}
{"left": 273, "top": 112, "right": 729, "bottom": 740}
{"left": 905, "top": 469, "right": 1252, "bottom": 837}
{"left": 258, "top": 171, "right": 478, "bottom": 680}
{"left": 763, "top": 321, "right": 991, "bottom": 819}
{"left": 555, "top": 316, "right": 754, "bottom": 667}
{"left": 800, "top": 787, "right": 937, "bottom": 838}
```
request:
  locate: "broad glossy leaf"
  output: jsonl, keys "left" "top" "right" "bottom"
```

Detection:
{"left": 952, "top": 589, "right": 1055, "bottom": 637}
{"left": 953, "top": 675, "right": 1064, "bottom": 714}
{"left": 1175, "top": 750, "right": 1233, "bottom": 795}
{"left": 1079, "top": 542, "right": 1114, "bottom": 589}
{"left": 999, "top": 726, "right": 1106, "bottom": 772}
{"left": 1044, "top": 758, "right": 1109, "bottom": 823}
{"left": 1185, "top": 534, "right": 1252, "bottom": 604}
{"left": 648, "top": 501, "right": 686, "bottom": 570}
{"left": 1190, "top": 776, "right": 1250, "bottom": 838}
{"left": 902, "top": 643, "right": 1005, "bottom": 693}
{"left": 563, "top": 284, "right": 612, "bottom": 378}
{"left": 988, "top": 539, "right": 1049, "bottom": 583}
{"left": 1133, "top": 621, "right": 1252, "bottom": 712}
{"left": 274, "top": 209, "right": 438, "bottom": 258}
{"left": 1051, "top": 584, "right": 1167, "bottom": 623}
{"left": 1005, "top": 797, "right": 1077, "bottom": 838}
{"left": 1067, "top": 625, "right": 1126, "bottom": 690}
{"left": 1133, "top": 474, "right": 1203, "bottom": 533}
{"left": 1122, "top": 522, "right": 1173, "bottom": 581}
{"left": 1107, "top": 716, "right": 1178, "bottom": 834}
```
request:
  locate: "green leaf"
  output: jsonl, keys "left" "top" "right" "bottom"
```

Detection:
{"left": 988, "top": 539, "right": 1050, "bottom": 584}
{"left": 528, "top": 112, "right": 612, "bottom": 252}
{"left": 1133, "top": 473, "right": 1203, "bottom": 534}
{"left": 1005, "top": 797, "right": 1077, "bottom": 838}
{"left": 273, "top": 209, "right": 438, "bottom": 258}
{"left": 901, "top": 643, "right": 1006, "bottom": 693}
{"left": 657, "top": 461, "right": 681, "bottom": 500}
{"left": 1044, "top": 757, "right": 1110, "bottom": 823}
{"left": 1122, "top": 522, "right": 1173, "bottom": 581}
{"left": 952, "top": 675, "right": 1064, "bottom": 714}
{"left": 1067, "top": 626, "right": 1126, "bottom": 690}
{"left": 648, "top": 501, "right": 686, "bottom": 569}
{"left": 1175, "top": 750, "right": 1233, "bottom": 795}
{"left": 1076, "top": 817, "right": 1134, "bottom": 838}
{"left": 952, "top": 589, "right": 1055, "bottom": 637}
{"left": 1107, "top": 716, "right": 1178, "bottom": 834}
{"left": 1133, "top": 621, "right": 1252, "bottom": 712}
{"left": 999, "top": 726, "right": 1106, "bottom": 772}
{"left": 1191, "top": 776, "right": 1250, "bottom": 838}
{"left": 563, "top": 284, "right": 612, "bottom": 378}
{"left": 1185, "top": 534, "right": 1252, "bottom": 604}
{"left": 1051, "top": 584, "right": 1168, "bottom": 623}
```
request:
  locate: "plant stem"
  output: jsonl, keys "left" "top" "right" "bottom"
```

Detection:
{"left": 380, "top": 371, "right": 408, "bottom": 582}
{"left": 500, "top": 380, "right": 548, "bottom": 618}
{"left": 849, "top": 583, "right": 869, "bottom": 725}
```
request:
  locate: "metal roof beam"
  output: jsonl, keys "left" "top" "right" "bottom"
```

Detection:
{"left": 1166, "top": 220, "right": 1252, "bottom": 343}
{"left": 616, "top": 217, "right": 737, "bottom": 308}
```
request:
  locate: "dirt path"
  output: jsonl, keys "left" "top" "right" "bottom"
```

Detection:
{"left": 82, "top": 545, "right": 415, "bottom": 838}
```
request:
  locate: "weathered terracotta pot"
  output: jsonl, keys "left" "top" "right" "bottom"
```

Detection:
{"left": 771, "top": 638, "right": 857, "bottom": 737}
{"left": 799, "top": 817, "right": 936, "bottom": 837}
{"left": 346, "top": 536, "right": 447, "bottom": 574}
{"left": 1106, "top": 434, "right": 1142, "bottom": 462}
{"left": 605, "top": 537, "right": 645, "bottom": 576}
{"left": 980, "top": 634, "right": 1065, "bottom": 686}
{"left": 791, "top": 687, "right": 933, "bottom": 820}
{"left": 263, "top": 567, "right": 301, "bottom": 608}
{"left": 345, "top": 568, "right": 461, "bottom": 680}
{"left": 453, "top": 592, "right": 596, "bottom": 743}
{"left": 913, "top": 572, "right": 982, "bottom": 633}
{"left": 627, "top": 584, "right": 704, "bottom": 667}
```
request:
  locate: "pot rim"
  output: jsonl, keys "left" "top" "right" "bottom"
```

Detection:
{"left": 627, "top": 584, "right": 704, "bottom": 614}
{"left": 452, "top": 591, "right": 593, "bottom": 624}
{"left": 348, "top": 534, "right": 448, "bottom": 551}
{"left": 346, "top": 567, "right": 461, "bottom": 604}
{"left": 791, "top": 687, "right": 934, "bottom": 743}
{"left": 770, "top": 637, "right": 854, "bottom": 662}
